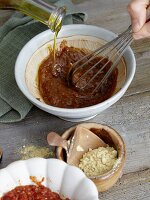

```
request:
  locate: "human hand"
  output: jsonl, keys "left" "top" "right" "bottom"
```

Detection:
{"left": 128, "top": 0, "right": 150, "bottom": 39}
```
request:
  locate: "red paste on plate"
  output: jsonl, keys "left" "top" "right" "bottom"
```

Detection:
{"left": 1, "top": 185, "right": 69, "bottom": 200}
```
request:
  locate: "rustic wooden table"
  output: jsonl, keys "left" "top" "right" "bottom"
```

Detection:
{"left": 0, "top": 0, "right": 150, "bottom": 199}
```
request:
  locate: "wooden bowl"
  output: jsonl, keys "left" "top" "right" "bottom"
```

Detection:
{"left": 56, "top": 123, "right": 126, "bottom": 192}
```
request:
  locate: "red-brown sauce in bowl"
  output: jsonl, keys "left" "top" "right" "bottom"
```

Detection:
{"left": 38, "top": 42, "right": 118, "bottom": 108}
{"left": 1, "top": 185, "right": 69, "bottom": 200}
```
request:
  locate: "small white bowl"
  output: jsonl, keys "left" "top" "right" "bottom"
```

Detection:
{"left": 15, "top": 24, "right": 136, "bottom": 122}
{"left": 0, "top": 158, "right": 99, "bottom": 200}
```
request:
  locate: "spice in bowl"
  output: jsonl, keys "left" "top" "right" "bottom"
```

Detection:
{"left": 79, "top": 146, "right": 118, "bottom": 177}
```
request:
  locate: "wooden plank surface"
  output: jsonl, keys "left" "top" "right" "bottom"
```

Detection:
{"left": 0, "top": 0, "right": 150, "bottom": 199}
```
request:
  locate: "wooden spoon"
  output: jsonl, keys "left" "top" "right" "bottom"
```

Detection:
{"left": 47, "top": 132, "right": 68, "bottom": 152}
{"left": 67, "top": 126, "right": 107, "bottom": 166}
{"left": 47, "top": 132, "right": 71, "bottom": 154}
{"left": 47, "top": 126, "right": 107, "bottom": 166}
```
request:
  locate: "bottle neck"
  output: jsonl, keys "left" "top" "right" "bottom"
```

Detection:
{"left": 48, "top": 6, "right": 66, "bottom": 33}
{"left": 0, "top": 0, "right": 66, "bottom": 33}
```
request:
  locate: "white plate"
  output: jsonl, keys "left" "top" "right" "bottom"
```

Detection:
{"left": 0, "top": 158, "right": 99, "bottom": 200}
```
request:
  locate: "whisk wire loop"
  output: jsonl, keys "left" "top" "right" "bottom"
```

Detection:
{"left": 67, "top": 29, "right": 130, "bottom": 80}
{"left": 67, "top": 25, "right": 134, "bottom": 96}
{"left": 75, "top": 26, "right": 133, "bottom": 90}
{"left": 92, "top": 36, "right": 133, "bottom": 95}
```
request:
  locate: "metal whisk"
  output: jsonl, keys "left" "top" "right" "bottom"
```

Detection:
{"left": 67, "top": 25, "right": 133, "bottom": 96}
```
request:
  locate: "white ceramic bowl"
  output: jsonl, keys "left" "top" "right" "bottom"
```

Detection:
{"left": 15, "top": 24, "right": 136, "bottom": 122}
{"left": 0, "top": 158, "right": 99, "bottom": 200}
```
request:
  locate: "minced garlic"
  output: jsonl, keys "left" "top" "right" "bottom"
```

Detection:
{"left": 79, "top": 147, "right": 118, "bottom": 176}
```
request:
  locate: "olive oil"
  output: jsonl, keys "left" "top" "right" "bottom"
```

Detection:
{"left": 0, "top": 0, "right": 66, "bottom": 32}
{"left": 0, "top": 0, "right": 66, "bottom": 60}
{"left": 53, "top": 33, "right": 57, "bottom": 62}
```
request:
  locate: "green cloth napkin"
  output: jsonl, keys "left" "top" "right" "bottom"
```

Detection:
{"left": 0, "top": 0, "right": 86, "bottom": 123}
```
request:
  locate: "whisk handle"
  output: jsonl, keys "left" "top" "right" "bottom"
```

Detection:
{"left": 146, "top": 7, "right": 150, "bottom": 22}
{"left": 146, "top": 17, "right": 150, "bottom": 23}
{"left": 127, "top": 25, "right": 132, "bottom": 32}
